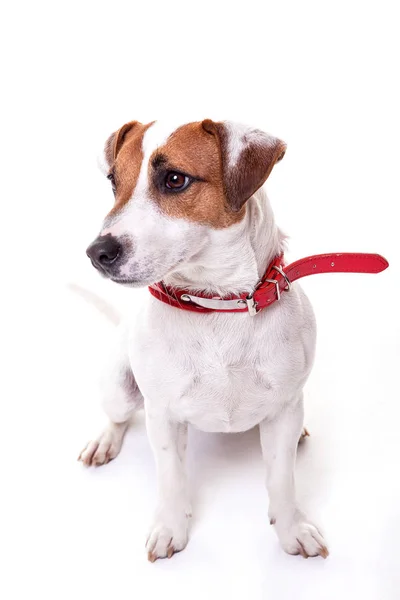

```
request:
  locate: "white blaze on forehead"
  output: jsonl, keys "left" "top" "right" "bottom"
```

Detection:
{"left": 141, "top": 119, "right": 186, "bottom": 156}
{"left": 134, "top": 119, "right": 186, "bottom": 195}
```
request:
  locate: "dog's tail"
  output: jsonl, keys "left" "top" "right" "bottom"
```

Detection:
{"left": 67, "top": 283, "right": 121, "bottom": 326}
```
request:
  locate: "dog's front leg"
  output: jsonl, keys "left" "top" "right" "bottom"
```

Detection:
{"left": 260, "top": 397, "right": 329, "bottom": 558}
{"left": 145, "top": 410, "right": 190, "bottom": 562}
{"left": 79, "top": 323, "right": 143, "bottom": 467}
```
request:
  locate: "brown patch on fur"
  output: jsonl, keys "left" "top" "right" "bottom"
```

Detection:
{"left": 104, "top": 121, "right": 140, "bottom": 165}
{"left": 148, "top": 122, "right": 246, "bottom": 228}
{"left": 202, "top": 119, "right": 286, "bottom": 212}
{"left": 105, "top": 121, "right": 153, "bottom": 217}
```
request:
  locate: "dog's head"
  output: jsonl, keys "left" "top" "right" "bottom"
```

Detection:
{"left": 86, "top": 120, "right": 286, "bottom": 286}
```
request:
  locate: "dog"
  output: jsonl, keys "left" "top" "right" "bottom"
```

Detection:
{"left": 79, "top": 118, "right": 329, "bottom": 562}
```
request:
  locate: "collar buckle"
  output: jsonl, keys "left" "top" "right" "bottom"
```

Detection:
{"left": 264, "top": 278, "right": 281, "bottom": 302}
{"left": 247, "top": 265, "right": 290, "bottom": 316}
{"left": 247, "top": 278, "right": 280, "bottom": 316}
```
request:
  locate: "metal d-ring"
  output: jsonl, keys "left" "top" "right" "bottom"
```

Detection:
{"left": 271, "top": 265, "right": 291, "bottom": 291}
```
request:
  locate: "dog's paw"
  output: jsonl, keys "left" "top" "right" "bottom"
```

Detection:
{"left": 146, "top": 514, "right": 189, "bottom": 562}
{"left": 78, "top": 422, "right": 127, "bottom": 467}
{"left": 274, "top": 512, "right": 328, "bottom": 559}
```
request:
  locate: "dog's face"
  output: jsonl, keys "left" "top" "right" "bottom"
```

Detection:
{"left": 86, "top": 120, "right": 286, "bottom": 286}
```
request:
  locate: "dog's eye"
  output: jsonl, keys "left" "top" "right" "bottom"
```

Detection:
{"left": 164, "top": 171, "right": 191, "bottom": 191}
{"left": 107, "top": 173, "right": 116, "bottom": 194}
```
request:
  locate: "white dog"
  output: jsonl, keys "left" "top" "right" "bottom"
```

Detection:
{"left": 79, "top": 118, "right": 329, "bottom": 561}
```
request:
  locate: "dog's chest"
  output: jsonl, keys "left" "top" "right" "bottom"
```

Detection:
{"left": 129, "top": 298, "right": 308, "bottom": 434}
{"left": 170, "top": 356, "right": 277, "bottom": 432}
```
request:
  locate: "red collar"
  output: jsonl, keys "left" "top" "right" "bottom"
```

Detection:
{"left": 149, "top": 253, "right": 388, "bottom": 316}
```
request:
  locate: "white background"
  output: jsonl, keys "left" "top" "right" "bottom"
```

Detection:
{"left": 1, "top": 1, "right": 399, "bottom": 599}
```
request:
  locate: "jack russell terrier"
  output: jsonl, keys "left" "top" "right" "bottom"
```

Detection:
{"left": 78, "top": 119, "right": 388, "bottom": 562}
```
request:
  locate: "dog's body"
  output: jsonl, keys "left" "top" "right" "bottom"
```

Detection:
{"left": 80, "top": 119, "right": 328, "bottom": 561}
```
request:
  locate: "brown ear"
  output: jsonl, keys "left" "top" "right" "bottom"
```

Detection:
{"left": 104, "top": 121, "right": 141, "bottom": 167}
{"left": 202, "top": 119, "right": 286, "bottom": 212}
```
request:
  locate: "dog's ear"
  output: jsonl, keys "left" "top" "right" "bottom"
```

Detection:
{"left": 104, "top": 121, "right": 141, "bottom": 166}
{"left": 202, "top": 120, "right": 286, "bottom": 212}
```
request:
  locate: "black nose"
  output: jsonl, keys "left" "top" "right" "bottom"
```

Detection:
{"left": 86, "top": 236, "right": 121, "bottom": 271}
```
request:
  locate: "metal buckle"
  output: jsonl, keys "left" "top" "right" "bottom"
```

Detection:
{"left": 264, "top": 279, "right": 281, "bottom": 301}
{"left": 271, "top": 265, "right": 291, "bottom": 291}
